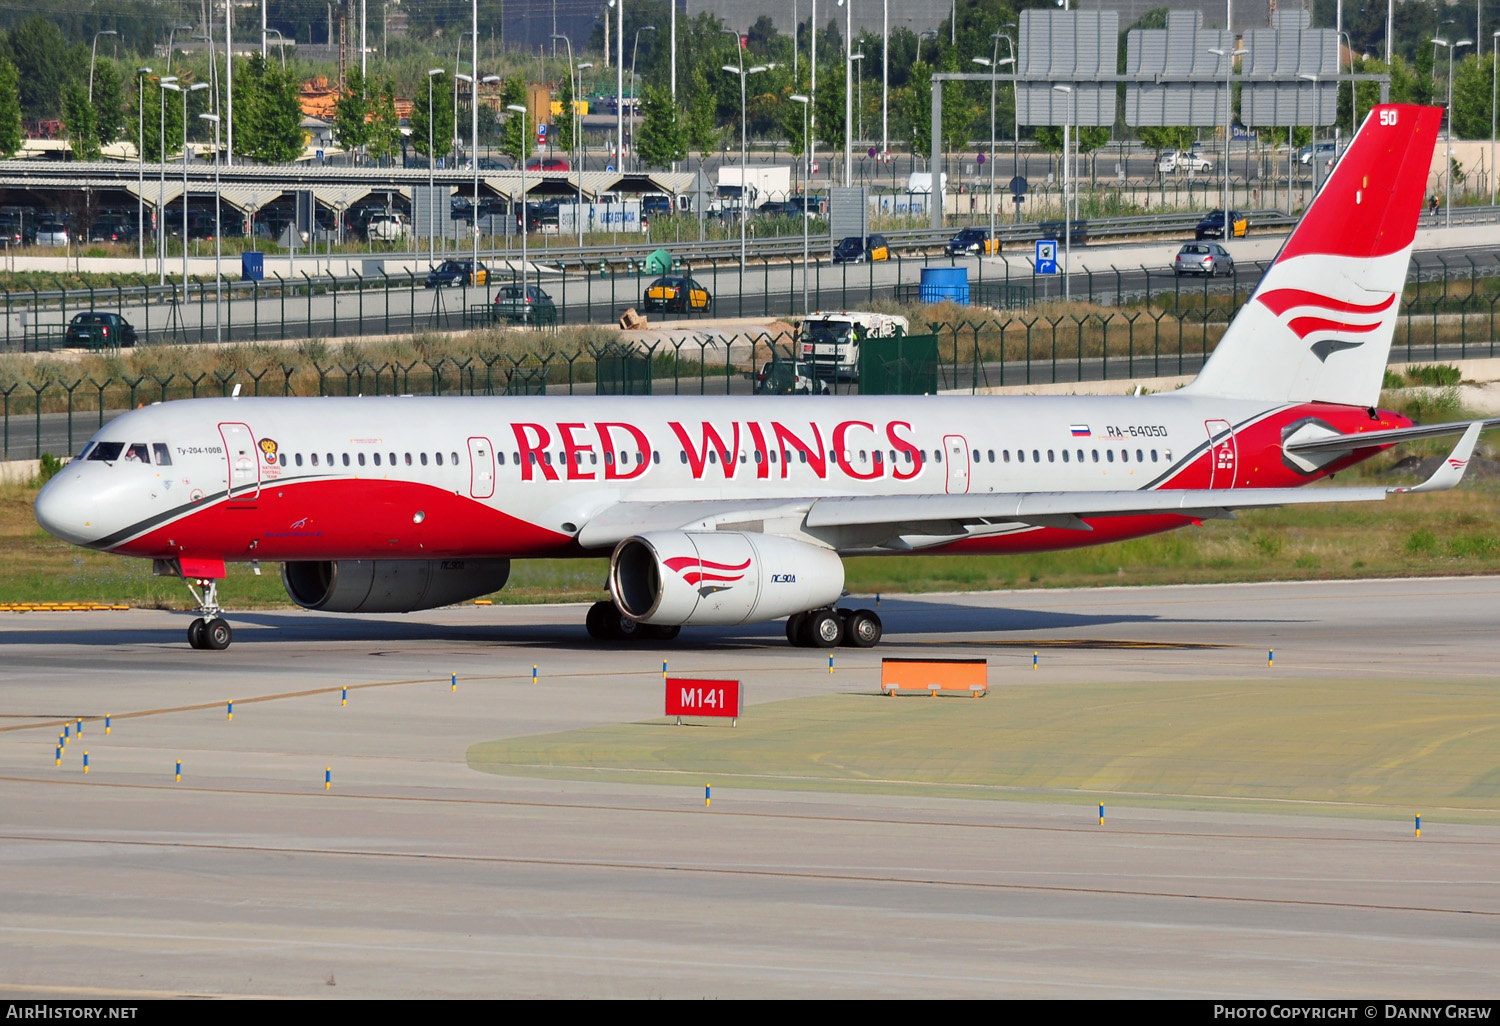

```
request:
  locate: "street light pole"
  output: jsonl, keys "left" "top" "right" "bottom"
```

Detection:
{"left": 178, "top": 82, "right": 208, "bottom": 289}
{"left": 157, "top": 77, "right": 177, "bottom": 285}
{"left": 882, "top": 0, "right": 888, "bottom": 161}
{"left": 89, "top": 30, "right": 117, "bottom": 104}
{"left": 507, "top": 103, "right": 530, "bottom": 321}
{"left": 1053, "top": 84, "right": 1074, "bottom": 302}
{"left": 1212, "top": 46, "right": 1247, "bottom": 236}
{"left": 792, "top": 93, "right": 811, "bottom": 314}
{"left": 137, "top": 67, "right": 151, "bottom": 263}
{"left": 1492, "top": 31, "right": 1499, "bottom": 205}
{"left": 1434, "top": 37, "right": 1473, "bottom": 229}
{"left": 426, "top": 67, "right": 443, "bottom": 260}
{"left": 973, "top": 48, "right": 1013, "bottom": 254}
{"left": 612, "top": 0, "right": 623, "bottom": 173}
{"left": 722, "top": 59, "right": 773, "bottom": 268}
{"left": 552, "top": 34, "right": 585, "bottom": 244}
{"left": 200, "top": 111, "right": 221, "bottom": 342}
{"left": 576, "top": 62, "right": 594, "bottom": 242}
{"left": 839, "top": 0, "right": 851, "bottom": 187}
{"left": 850, "top": 52, "right": 864, "bottom": 175}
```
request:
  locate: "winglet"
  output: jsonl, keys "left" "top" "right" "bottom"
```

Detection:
{"left": 1390, "top": 422, "right": 1483, "bottom": 493}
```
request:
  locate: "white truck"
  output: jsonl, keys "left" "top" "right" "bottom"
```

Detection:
{"left": 713, "top": 166, "right": 793, "bottom": 214}
{"left": 797, "top": 311, "right": 911, "bottom": 382}
{"left": 905, "top": 172, "right": 949, "bottom": 195}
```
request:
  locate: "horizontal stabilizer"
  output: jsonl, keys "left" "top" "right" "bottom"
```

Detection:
{"left": 1285, "top": 416, "right": 1500, "bottom": 454}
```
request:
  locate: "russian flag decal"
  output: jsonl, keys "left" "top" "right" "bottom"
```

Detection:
{"left": 1070, "top": 424, "right": 1091, "bottom": 437}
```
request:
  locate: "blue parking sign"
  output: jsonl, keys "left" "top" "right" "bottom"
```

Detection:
{"left": 1035, "top": 239, "right": 1058, "bottom": 275}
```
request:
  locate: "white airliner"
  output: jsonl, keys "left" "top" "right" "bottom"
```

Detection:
{"left": 34, "top": 104, "right": 1494, "bottom": 650}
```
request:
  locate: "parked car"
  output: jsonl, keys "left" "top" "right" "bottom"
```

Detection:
{"left": 1038, "top": 220, "right": 1089, "bottom": 245}
{"left": 88, "top": 220, "right": 136, "bottom": 244}
{"left": 525, "top": 157, "right": 570, "bottom": 171}
{"left": 755, "top": 360, "right": 830, "bottom": 395}
{"left": 492, "top": 283, "right": 557, "bottom": 325}
{"left": 642, "top": 275, "right": 713, "bottom": 314}
{"left": 476, "top": 157, "right": 510, "bottom": 170}
{"left": 65, "top": 312, "right": 136, "bottom": 349}
{"left": 1158, "top": 150, "right": 1213, "bottom": 173}
{"left": 832, "top": 233, "right": 890, "bottom": 264}
{"left": 1298, "top": 142, "right": 1338, "bottom": 165}
{"left": 946, "top": 227, "right": 997, "bottom": 256}
{"left": 1195, "top": 210, "right": 1249, "bottom": 240}
{"left": 1173, "top": 242, "right": 1235, "bottom": 276}
{"left": 33, "top": 221, "right": 69, "bottom": 247}
{"left": 425, "top": 260, "right": 488, "bottom": 288}
{"left": 641, "top": 194, "right": 674, "bottom": 218}
{"left": 365, "top": 212, "right": 407, "bottom": 242}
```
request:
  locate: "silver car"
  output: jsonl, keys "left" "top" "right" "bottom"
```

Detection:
{"left": 33, "top": 222, "right": 69, "bottom": 247}
{"left": 1173, "top": 242, "right": 1234, "bottom": 277}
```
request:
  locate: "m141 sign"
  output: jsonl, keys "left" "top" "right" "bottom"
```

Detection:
{"left": 666, "top": 678, "right": 742, "bottom": 725}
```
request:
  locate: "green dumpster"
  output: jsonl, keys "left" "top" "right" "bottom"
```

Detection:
{"left": 644, "top": 248, "right": 672, "bottom": 275}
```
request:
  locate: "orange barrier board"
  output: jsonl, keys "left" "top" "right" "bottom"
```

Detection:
{"left": 880, "top": 658, "right": 988, "bottom": 697}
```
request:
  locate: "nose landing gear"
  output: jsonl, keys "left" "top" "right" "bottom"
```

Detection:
{"left": 156, "top": 558, "right": 235, "bottom": 650}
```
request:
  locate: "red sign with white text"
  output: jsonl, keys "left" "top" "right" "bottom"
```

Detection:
{"left": 665, "top": 678, "right": 741, "bottom": 719}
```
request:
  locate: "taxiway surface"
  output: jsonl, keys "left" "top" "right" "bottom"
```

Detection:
{"left": 1, "top": 577, "right": 1496, "bottom": 998}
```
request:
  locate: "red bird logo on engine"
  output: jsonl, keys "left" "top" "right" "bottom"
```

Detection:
{"left": 663, "top": 555, "right": 751, "bottom": 597}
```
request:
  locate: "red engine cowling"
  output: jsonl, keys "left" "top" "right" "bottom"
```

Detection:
{"left": 609, "top": 532, "right": 844, "bottom": 626}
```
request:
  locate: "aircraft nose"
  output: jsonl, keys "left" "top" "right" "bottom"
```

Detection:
{"left": 34, "top": 471, "right": 102, "bottom": 547}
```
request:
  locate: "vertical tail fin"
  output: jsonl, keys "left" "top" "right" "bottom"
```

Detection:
{"left": 1182, "top": 104, "right": 1442, "bottom": 407}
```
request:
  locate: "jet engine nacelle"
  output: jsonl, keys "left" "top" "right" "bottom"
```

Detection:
{"left": 609, "top": 531, "right": 844, "bottom": 626}
{"left": 282, "top": 558, "right": 511, "bottom": 613}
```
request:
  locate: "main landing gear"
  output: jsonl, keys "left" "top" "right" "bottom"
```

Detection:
{"left": 183, "top": 576, "right": 233, "bottom": 651}
{"left": 785, "top": 607, "right": 883, "bottom": 649}
{"left": 585, "top": 600, "right": 681, "bottom": 642}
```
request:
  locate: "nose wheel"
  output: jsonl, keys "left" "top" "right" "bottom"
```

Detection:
{"left": 187, "top": 616, "right": 233, "bottom": 650}
{"left": 176, "top": 572, "right": 234, "bottom": 651}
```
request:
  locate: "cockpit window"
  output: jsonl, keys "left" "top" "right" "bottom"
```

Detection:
{"left": 76, "top": 441, "right": 95, "bottom": 460}
{"left": 152, "top": 443, "right": 172, "bottom": 466}
{"left": 123, "top": 443, "right": 149, "bottom": 463}
{"left": 88, "top": 442, "right": 124, "bottom": 462}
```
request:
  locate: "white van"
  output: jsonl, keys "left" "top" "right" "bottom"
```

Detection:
{"left": 797, "top": 311, "right": 911, "bottom": 381}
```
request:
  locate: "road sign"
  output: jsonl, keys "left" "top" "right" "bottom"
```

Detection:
{"left": 437, "top": 157, "right": 445, "bottom": 170}
{"left": 1035, "top": 239, "right": 1058, "bottom": 275}
{"left": 977, "top": 153, "right": 986, "bottom": 164}
{"left": 666, "top": 678, "right": 741, "bottom": 724}
{"left": 867, "top": 146, "right": 876, "bottom": 158}
{"left": 315, "top": 149, "right": 324, "bottom": 163}
{"left": 605, "top": 164, "right": 615, "bottom": 172}
{"left": 1009, "top": 175, "right": 1028, "bottom": 196}
{"left": 538, "top": 123, "right": 547, "bottom": 136}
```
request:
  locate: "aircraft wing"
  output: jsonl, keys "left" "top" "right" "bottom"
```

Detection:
{"left": 1284, "top": 415, "right": 1500, "bottom": 454}
{"left": 577, "top": 424, "right": 1483, "bottom": 549}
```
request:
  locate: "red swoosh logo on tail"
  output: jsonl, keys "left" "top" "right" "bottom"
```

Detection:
{"left": 1257, "top": 289, "right": 1396, "bottom": 318}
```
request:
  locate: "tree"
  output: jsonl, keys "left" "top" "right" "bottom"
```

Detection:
{"left": 366, "top": 79, "right": 400, "bottom": 165}
{"left": 1450, "top": 53, "right": 1493, "bottom": 141}
{"left": 0, "top": 59, "right": 21, "bottom": 158}
{"left": 1035, "top": 125, "right": 1111, "bottom": 154}
{"left": 90, "top": 59, "right": 123, "bottom": 147}
{"left": 1136, "top": 125, "right": 1195, "bottom": 160}
{"left": 237, "top": 54, "right": 304, "bottom": 165}
{"left": 683, "top": 62, "right": 721, "bottom": 154}
{"left": 129, "top": 78, "right": 184, "bottom": 163}
{"left": 550, "top": 72, "right": 574, "bottom": 160}
{"left": 634, "top": 83, "right": 686, "bottom": 168}
{"left": 6, "top": 16, "right": 70, "bottom": 120}
{"left": 62, "top": 84, "right": 99, "bottom": 160}
{"left": 406, "top": 68, "right": 452, "bottom": 159}
{"left": 497, "top": 77, "right": 533, "bottom": 163}
{"left": 332, "top": 65, "right": 371, "bottom": 153}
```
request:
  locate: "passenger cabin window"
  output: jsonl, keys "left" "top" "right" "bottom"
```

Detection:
{"left": 420, "top": 453, "right": 428, "bottom": 466}
{"left": 152, "top": 443, "right": 173, "bottom": 466}
{"left": 326, "top": 453, "right": 334, "bottom": 466}
{"left": 311, "top": 453, "right": 319, "bottom": 466}
{"left": 279, "top": 453, "right": 287, "bottom": 467}
{"left": 435, "top": 452, "right": 444, "bottom": 466}
{"left": 342, "top": 454, "right": 350, "bottom": 467}
{"left": 451, "top": 451, "right": 459, "bottom": 465}
{"left": 295, "top": 453, "right": 303, "bottom": 467}
{"left": 358, "top": 453, "right": 366, "bottom": 466}
{"left": 374, "top": 453, "right": 382, "bottom": 466}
